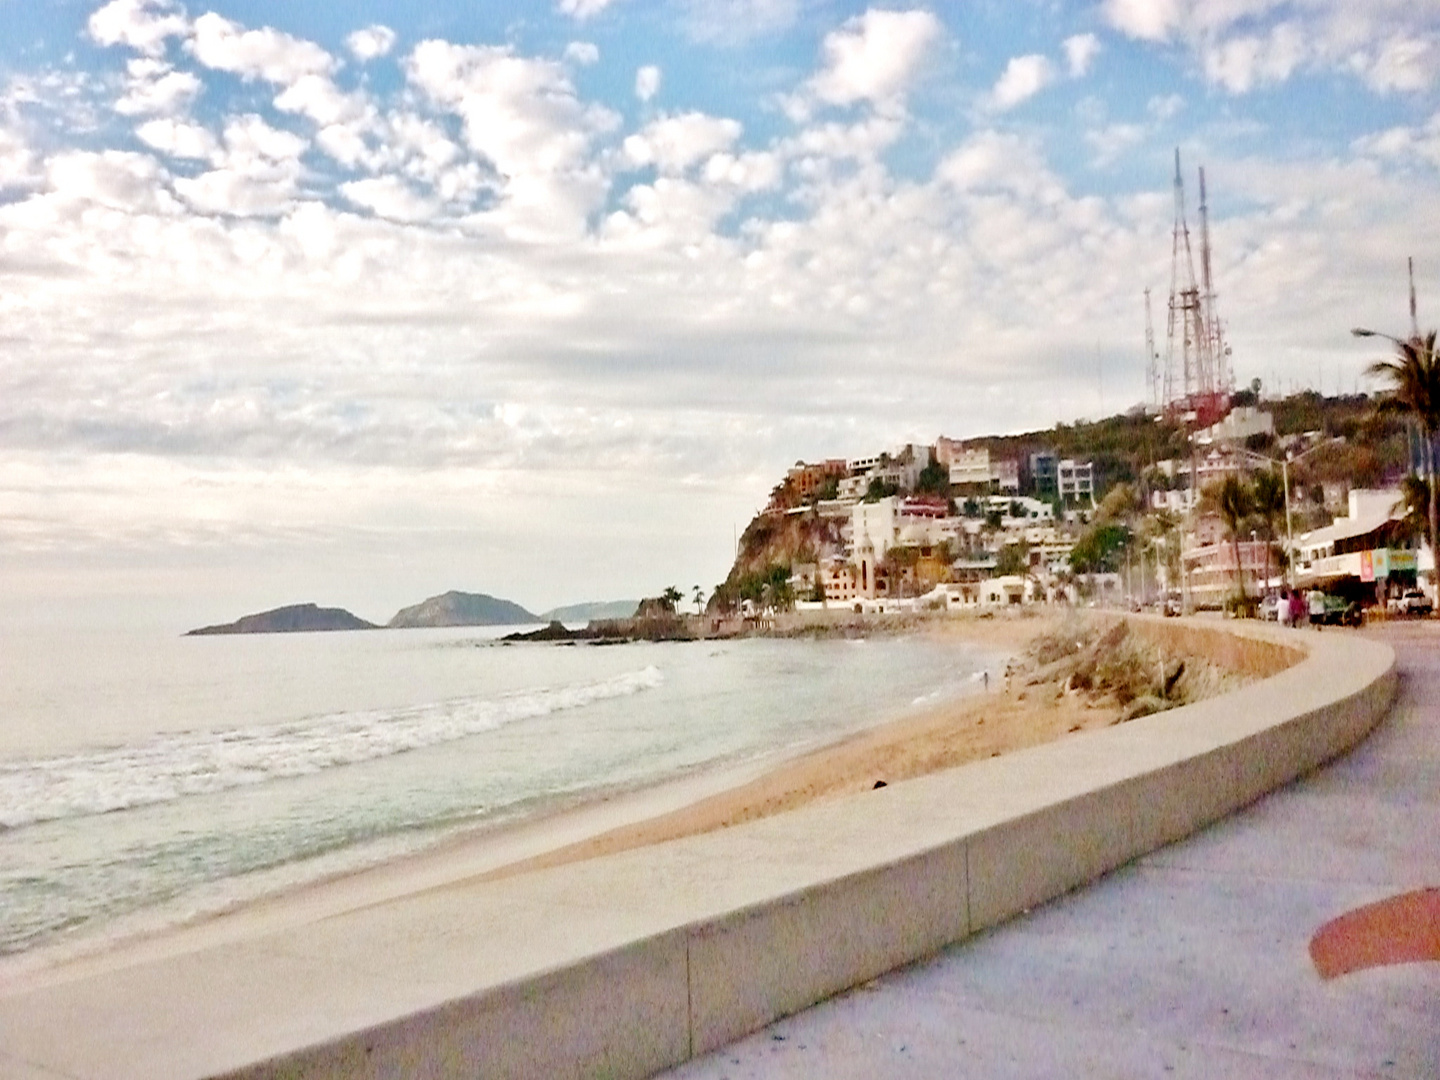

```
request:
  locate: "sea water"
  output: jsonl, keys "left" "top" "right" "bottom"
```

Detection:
{"left": 0, "top": 625, "right": 1000, "bottom": 958}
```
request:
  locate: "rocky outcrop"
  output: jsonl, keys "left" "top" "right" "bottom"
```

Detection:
{"left": 186, "top": 604, "right": 377, "bottom": 635}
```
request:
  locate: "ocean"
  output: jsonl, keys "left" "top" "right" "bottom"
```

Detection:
{"left": 0, "top": 624, "right": 999, "bottom": 960}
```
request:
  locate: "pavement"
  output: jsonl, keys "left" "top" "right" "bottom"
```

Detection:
{"left": 663, "top": 621, "right": 1440, "bottom": 1080}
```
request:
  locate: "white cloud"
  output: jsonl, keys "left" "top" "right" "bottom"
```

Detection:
{"left": 189, "top": 12, "right": 336, "bottom": 85}
{"left": 114, "top": 58, "right": 201, "bottom": 117}
{"left": 340, "top": 176, "right": 439, "bottom": 222}
{"left": 164, "top": 114, "right": 306, "bottom": 217}
{"left": 1147, "top": 93, "right": 1184, "bottom": 120}
{"left": 46, "top": 149, "right": 177, "bottom": 213}
{"left": 682, "top": 0, "right": 800, "bottom": 44}
{"left": 1101, "top": 0, "right": 1182, "bottom": 42}
{"left": 564, "top": 42, "right": 600, "bottom": 66}
{"left": 1352, "top": 111, "right": 1440, "bottom": 170}
{"left": 557, "top": 0, "right": 620, "bottom": 19}
{"left": 0, "top": 126, "right": 40, "bottom": 192}
{"left": 806, "top": 9, "right": 942, "bottom": 112}
{"left": 274, "top": 74, "right": 371, "bottom": 128}
{"left": 404, "top": 39, "right": 618, "bottom": 239}
{"left": 87, "top": 0, "right": 190, "bottom": 57}
{"left": 635, "top": 65, "right": 662, "bottom": 102}
{"left": 1103, "top": 0, "right": 1440, "bottom": 95}
{"left": 1202, "top": 22, "right": 1306, "bottom": 93}
{"left": 991, "top": 54, "right": 1055, "bottom": 110}
{"left": 623, "top": 112, "right": 743, "bottom": 172}
{"left": 1064, "top": 33, "right": 1101, "bottom": 78}
{"left": 346, "top": 25, "right": 397, "bottom": 62}
{"left": 1084, "top": 122, "right": 1147, "bottom": 165}
{"left": 135, "top": 117, "right": 218, "bottom": 161}
{"left": 1364, "top": 36, "right": 1437, "bottom": 93}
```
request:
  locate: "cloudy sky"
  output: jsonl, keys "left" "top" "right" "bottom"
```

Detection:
{"left": 1, "top": 0, "right": 1437, "bottom": 627}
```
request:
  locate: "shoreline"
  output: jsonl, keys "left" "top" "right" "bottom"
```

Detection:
{"left": 0, "top": 612, "right": 1103, "bottom": 993}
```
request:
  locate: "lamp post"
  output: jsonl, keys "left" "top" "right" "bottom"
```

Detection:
{"left": 1234, "top": 439, "right": 1339, "bottom": 590}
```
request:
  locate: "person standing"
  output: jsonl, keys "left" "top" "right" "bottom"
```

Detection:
{"left": 1309, "top": 589, "right": 1326, "bottom": 629}
{"left": 1278, "top": 588, "right": 1292, "bottom": 628}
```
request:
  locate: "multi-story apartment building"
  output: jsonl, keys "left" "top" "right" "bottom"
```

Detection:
{"left": 1058, "top": 458, "right": 1094, "bottom": 503}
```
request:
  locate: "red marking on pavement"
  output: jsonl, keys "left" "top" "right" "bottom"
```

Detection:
{"left": 1310, "top": 888, "right": 1440, "bottom": 980}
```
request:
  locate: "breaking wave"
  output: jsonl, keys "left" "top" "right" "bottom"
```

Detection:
{"left": 0, "top": 666, "right": 664, "bottom": 831}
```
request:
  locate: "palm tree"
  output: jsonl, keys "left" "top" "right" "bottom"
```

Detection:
{"left": 1368, "top": 331, "right": 1440, "bottom": 596}
{"left": 1251, "top": 469, "right": 1287, "bottom": 596}
{"left": 1202, "top": 474, "right": 1254, "bottom": 608}
{"left": 661, "top": 585, "right": 684, "bottom": 613}
{"left": 692, "top": 585, "right": 705, "bottom": 614}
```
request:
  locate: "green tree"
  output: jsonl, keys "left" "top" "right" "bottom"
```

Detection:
{"left": 1393, "top": 473, "right": 1431, "bottom": 543}
{"left": 994, "top": 541, "right": 1030, "bottom": 576}
{"left": 692, "top": 585, "right": 705, "bottom": 614}
{"left": 915, "top": 458, "right": 950, "bottom": 497}
{"left": 1201, "top": 475, "right": 1255, "bottom": 606}
{"left": 1069, "top": 522, "right": 1129, "bottom": 574}
{"left": 1368, "top": 331, "right": 1440, "bottom": 590}
{"left": 1250, "top": 469, "right": 1286, "bottom": 593}
{"left": 864, "top": 477, "right": 900, "bottom": 502}
{"left": 661, "top": 585, "right": 684, "bottom": 613}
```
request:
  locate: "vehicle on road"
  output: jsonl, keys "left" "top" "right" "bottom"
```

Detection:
{"left": 1388, "top": 589, "right": 1433, "bottom": 617}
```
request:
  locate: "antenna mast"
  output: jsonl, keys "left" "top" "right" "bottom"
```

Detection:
{"left": 1198, "top": 166, "right": 1231, "bottom": 394}
{"left": 1163, "top": 149, "right": 1229, "bottom": 427}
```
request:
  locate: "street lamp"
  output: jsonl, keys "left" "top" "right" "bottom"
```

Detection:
{"left": 1234, "top": 438, "right": 1340, "bottom": 589}
{"left": 1352, "top": 327, "right": 1408, "bottom": 346}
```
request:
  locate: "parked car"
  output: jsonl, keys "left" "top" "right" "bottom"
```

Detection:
{"left": 1321, "top": 595, "right": 1363, "bottom": 627}
{"left": 1258, "top": 594, "right": 1282, "bottom": 621}
{"left": 1389, "top": 589, "right": 1433, "bottom": 617}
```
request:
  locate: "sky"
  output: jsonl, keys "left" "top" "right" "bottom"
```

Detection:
{"left": 1, "top": 0, "right": 1438, "bottom": 628}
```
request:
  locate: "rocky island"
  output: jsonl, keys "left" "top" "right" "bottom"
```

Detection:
{"left": 186, "top": 603, "right": 378, "bottom": 635}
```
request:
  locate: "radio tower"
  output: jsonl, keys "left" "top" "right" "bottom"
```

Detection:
{"left": 1163, "top": 149, "right": 1229, "bottom": 426}
{"left": 1198, "top": 167, "right": 1232, "bottom": 394}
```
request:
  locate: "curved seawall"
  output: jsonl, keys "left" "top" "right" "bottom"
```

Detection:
{"left": 0, "top": 619, "right": 1397, "bottom": 1080}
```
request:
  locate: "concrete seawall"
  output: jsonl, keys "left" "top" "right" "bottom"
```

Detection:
{"left": 0, "top": 620, "right": 1397, "bottom": 1080}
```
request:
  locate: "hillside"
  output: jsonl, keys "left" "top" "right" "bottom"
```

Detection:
{"left": 186, "top": 604, "right": 377, "bottom": 635}
{"left": 387, "top": 590, "right": 538, "bottom": 628}
{"left": 715, "top": 390, "right": 1411, "bottom": 595}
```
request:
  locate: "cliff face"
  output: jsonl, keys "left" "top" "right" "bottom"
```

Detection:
{"left": 186, "top": 604, "right": 377, "bottom": 635}
{"left": 386, "top": 590, "right": 537, "bottom": 628}
{"left": 727, "top": 510, "right": 840, "bottom": 582}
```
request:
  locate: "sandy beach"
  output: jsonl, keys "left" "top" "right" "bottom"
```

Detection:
{"left": 2, "top": 611, "right": 1285, "bottom": 994}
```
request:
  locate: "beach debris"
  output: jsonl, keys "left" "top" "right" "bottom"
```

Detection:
{"left": 1011, "top": 616, "right": 1243, "bottom": 720}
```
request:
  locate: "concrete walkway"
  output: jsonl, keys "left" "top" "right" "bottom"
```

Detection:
{"left": 664, "top": 622, "right": 1440, "bottom": 1080}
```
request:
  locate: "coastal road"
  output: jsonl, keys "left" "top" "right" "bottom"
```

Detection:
{"left": 662, "top": 622, "right": 1440, "bottom": 1079}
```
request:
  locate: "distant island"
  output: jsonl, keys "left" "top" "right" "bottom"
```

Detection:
{"left": 388, "top": 591, "right": 537, "bottom": 628}
{"left": 538, "top": 600, "right": 640, "bottom": 622}
{"left": 186, "top": 603, "right": 378, "bottom": 636}
{"left": 185, "top": 592, "right": 643, "bottom": 636}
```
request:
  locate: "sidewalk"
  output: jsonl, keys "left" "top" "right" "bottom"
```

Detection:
{"left": 664, "top": 622, "right": 1440, "bottom": 1079}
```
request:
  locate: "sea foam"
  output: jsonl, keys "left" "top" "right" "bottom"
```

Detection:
{"left": 0, "top": 666, "right": 664, "bottom": 831}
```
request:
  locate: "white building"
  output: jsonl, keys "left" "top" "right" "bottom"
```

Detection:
{"left": 1058, "top": 459, "right": 1095, "bottom": 503}
{"left": 1195, "top": 406, "right": 1275, "bottom": 446}
{"left": 850, "top": 497, "right": 899, "bottom": 561}
{"left": 949, "top": 448, "right": 994, "bottom": 491}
